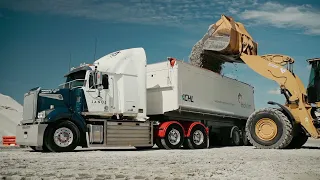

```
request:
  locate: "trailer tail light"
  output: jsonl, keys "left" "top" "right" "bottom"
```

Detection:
{"left": 168, "top": 57, "right": 176, "bottom": 67}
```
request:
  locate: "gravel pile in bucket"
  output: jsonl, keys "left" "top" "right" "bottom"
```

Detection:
{"left": 189, "top": 36, "right": 225, "bottom": 74}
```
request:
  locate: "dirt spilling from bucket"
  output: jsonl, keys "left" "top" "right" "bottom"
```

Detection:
{"left": 189, "top": 36, "right": 225, "bottom": 74}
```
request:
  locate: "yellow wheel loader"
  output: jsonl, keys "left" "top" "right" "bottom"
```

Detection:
{"left": 195, "top": 14, "right": 320, "bottom": 149}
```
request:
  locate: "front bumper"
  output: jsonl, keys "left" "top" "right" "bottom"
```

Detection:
{"left": 16, "top": 124, "right": 48, "bottom": 146}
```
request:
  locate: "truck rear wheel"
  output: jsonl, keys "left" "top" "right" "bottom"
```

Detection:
{"left": 44, "top": 121, "right": 80, "bottom": 152}
{"left": 185, "top": 125, "right": 208, "bottom": 149}
{"left": 160, "top": 124, "right": 184, "bottom": 149}
{"left": 246, "top": 108, "right": 293, "bottom": 149}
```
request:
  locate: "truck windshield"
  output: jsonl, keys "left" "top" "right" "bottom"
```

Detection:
{"left": 59, "top": 70, "right": 87, "bottom": 89}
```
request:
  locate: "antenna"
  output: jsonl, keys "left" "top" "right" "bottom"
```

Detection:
{"left": 93, "top": 37, "right": 97, "bottom": 61}
{"left": 68, "top": 52, "right": 72, "bottom": 72}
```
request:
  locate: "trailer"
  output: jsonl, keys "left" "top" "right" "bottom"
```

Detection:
{"left": 16, "top": 47, "right": 255, "bottom": 152}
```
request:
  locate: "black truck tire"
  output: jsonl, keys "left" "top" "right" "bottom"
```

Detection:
{"left": 230, "top": 126, "right": 241, "bottom": 146}
{"left": 155, "top": 138, "right": 164, "bottom": 149}
{"left": 241, "top": 127, "right": 251, "bottom": 146}
{"left": 44, "top": 120, "right": 80, "bottom": 152}
{"left": 185, "top": 125, "right": 208, "bottom": 149}
{"left": 135, "top": 146, "right": 154, "bottom": 150}
{"left": 246, "top": 108, "right": 294, "bottom": 149}
{"left": 160, "top": 123, "right": 184, "bottom": 149}
{"left": 30, "top": 145, "right": 49, "bottom": 152}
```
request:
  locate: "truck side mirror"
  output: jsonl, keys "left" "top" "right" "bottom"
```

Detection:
{"left": 95, "top": 71, "right": 103, "bottom": 86}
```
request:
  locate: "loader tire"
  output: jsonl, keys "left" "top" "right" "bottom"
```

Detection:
{"left": 246, "top": 108, "right": 293, "bottom": 149}
{"left": 286, "top": 125, "right": 308, "bottom": 149}
{"left": 44, "top": 120, "right": 80, "bottom": 152}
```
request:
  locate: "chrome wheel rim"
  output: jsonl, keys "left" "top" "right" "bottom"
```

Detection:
{"left": 53, "top": 127, "right": 73, "bottom": 147}
{"left": 193, "top": 130, "right": 204, "bottom": 145}
{"left": 168, "top": 128, "right": 181, "bottom": 145}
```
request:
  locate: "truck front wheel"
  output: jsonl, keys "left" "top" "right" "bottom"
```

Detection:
{"left": 30, "top": 145, "right": 49, "bottom": 152}
{"left": 246, "top": 108, "right": 293, "bottom": 149}
{"left": 44, "top": 120, "right": 80, "bottom": 152}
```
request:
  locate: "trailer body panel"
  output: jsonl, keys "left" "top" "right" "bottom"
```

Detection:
{"left": 146, "top": 60, "right": 255, "bottom": 119}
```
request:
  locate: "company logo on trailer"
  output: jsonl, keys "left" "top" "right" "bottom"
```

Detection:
{"left": 182, "top": 94, "right": 194, "bottom": 102}
{"left": 238, "top": 93, "right": 251, "bottom": 109}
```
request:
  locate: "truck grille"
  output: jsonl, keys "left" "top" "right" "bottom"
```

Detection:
{"left": 22, "top": 89, "right": 39, "bottom": 122}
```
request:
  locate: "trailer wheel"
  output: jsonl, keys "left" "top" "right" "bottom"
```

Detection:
{"left": 230, "top": 126, "right": 241, "bottom": 146}
{"left": 185, "top": 125, "right": 208, "bottom": 149}
{"left": 160, "top": 123, "right": 184, "bottom": 149}
{"left": 155, "top": 138, "right": 164, "bottom": 149}
{"left": 241, "top": 127, "right": 251, "bottom": 146}
{"left": 246, "top": 108, "right": 293, "bottom": 149}
{"left": 44, "top": 121, "right": 80, "bottom": 152}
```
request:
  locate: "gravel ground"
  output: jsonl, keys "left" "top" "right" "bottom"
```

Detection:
{"left": 1, "top": 139, "right": 320, "bottom": 180}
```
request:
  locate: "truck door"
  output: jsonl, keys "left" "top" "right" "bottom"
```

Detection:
{"left": 84, "top": 71, "right": 110, "bottom": 113}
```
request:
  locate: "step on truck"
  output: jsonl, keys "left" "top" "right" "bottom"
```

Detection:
{"left": 16, "top": 47, "right": 255, "bottom": 152}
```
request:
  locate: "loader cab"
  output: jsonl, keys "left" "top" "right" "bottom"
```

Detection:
{"left": 307, "top": 58, "right": 320, "bottom": 103}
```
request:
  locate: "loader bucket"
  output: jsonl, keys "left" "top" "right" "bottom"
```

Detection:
{"left": 189, "top": 14, "right": 258, "bottom": 72}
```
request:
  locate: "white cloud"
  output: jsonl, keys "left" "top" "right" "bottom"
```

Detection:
{"left": 1, "top": 0, "right": 319, "bottom": 37}
{"left": 0, "top": 0, "right": 222, "bottom": 27}
{"left": 267, "top": 88, "right": 281, "bottom": 95}
{"left": 239, "top": 2, "right": 320, "bottom": 35}
{"left": 0, "top": 0, "right": 259, "bottom": 27}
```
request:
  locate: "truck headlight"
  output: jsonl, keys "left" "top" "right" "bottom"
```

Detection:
{"left": 37, "top": 111, "right": 46, "bottom": 119}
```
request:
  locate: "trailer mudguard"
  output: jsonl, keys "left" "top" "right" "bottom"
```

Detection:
{"left": 157, "top": 121, "right": 185, "bottom": 138}
{"left": 185, "top": 122, "right": 209, "bottom": 137}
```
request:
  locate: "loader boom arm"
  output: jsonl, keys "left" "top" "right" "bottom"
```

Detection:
{"left": 239, "top": 54, "right": 319, "bottom": 138}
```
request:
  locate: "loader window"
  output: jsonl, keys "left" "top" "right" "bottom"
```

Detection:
{"left": 307, "top": 62, "right": 320, "bottom": 103}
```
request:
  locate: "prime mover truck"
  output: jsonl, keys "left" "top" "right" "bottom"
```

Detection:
{"left": 16, "top": 47, "right": 255, "bottom": 152}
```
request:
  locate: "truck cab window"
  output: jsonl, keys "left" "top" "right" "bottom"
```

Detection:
{"left": 102, "top": 74, "right": 109, "bottom": 89}
{"left": 89, "top": 73, "right": 97, "bottom": 89}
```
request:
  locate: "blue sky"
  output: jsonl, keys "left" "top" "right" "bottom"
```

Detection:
{"left": 1, "top": 0, "right": 320, "bottom": 109}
